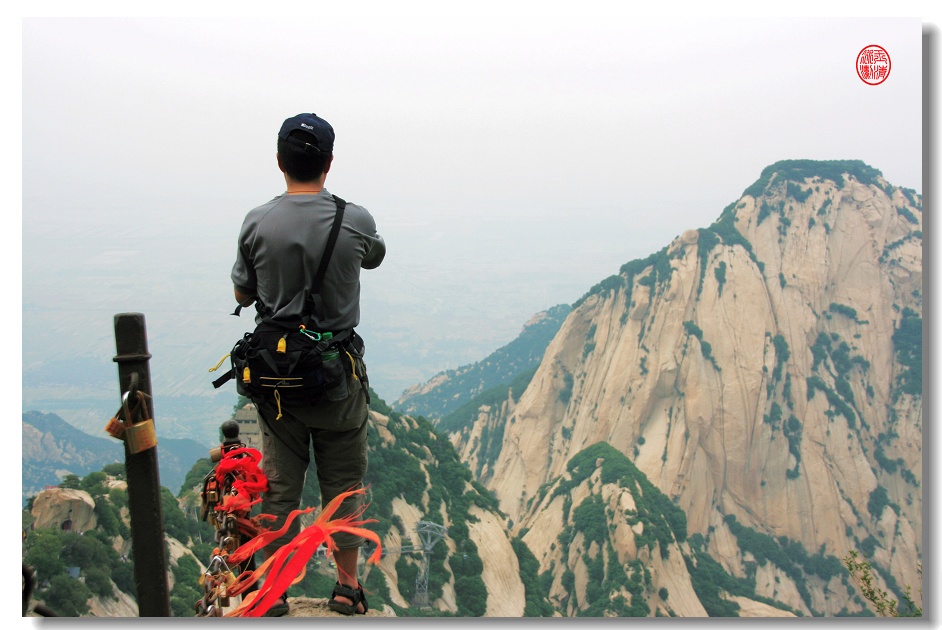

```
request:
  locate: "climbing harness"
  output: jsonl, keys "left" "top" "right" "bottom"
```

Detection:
{"left": 209, "top": 193, "right": 371, "bottom": 407}
{"left": 209, "top": 326, "right": 369, "bottom": 416}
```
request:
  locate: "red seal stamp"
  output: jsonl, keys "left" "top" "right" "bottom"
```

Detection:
{"left": 856, "top": 44, "right": 891, "bottom": 85}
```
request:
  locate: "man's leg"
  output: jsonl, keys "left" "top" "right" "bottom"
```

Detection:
{"left": 254, "top": 399, "right": 312, "bottom": 612}
{"left": 332, "top": 548, "right": 362, "bottom": 610}
{"left": 309, "top": 395, "right": 369, "bottom": 612}
{"left": 256, "top": 402, "right": 312, "bottom": 555}
{"left": 314, "top": 428, "right": 366, "bottom": 612}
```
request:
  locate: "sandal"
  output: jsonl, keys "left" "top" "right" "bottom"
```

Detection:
{"left": 263, "top": 594, "right": 289, "bottom": 617}
{"left": 328, "top": 582, "right": 368, "bottom": 615}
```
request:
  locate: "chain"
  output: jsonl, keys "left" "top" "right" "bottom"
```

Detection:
{"left": 195, "top": 444, "right": 266, "bottom": 616}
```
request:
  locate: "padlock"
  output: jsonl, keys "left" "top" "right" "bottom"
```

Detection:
{"left": 104, "top": 415, "right": 125, "bottom": 439}
{"left": 124, "top": 418, "right": 158, "bottom": 454}
{"left": 210, "top": 446, "right": 223, "bottom": 462}
{"left": 218, "top": 579, "right": 230, "bottom": 607}
{"left": 104, "top": 395, "right": 133, "bottom": 440}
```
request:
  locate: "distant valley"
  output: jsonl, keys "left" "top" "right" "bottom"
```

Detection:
{"left": 22, "top": 410, "right": 209, "bottom": 504}
{"left": 22, "top": 205, "right": 623, "bottom": 445}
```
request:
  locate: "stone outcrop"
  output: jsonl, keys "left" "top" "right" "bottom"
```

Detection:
{"left": 451, "top": 161, "right": 922, "bottom": 616}
{"left": 30, "top": 487, "right": 98, "bottom": 533}
{"left": 86, "top": 585, "right": 138, "bottom": 617}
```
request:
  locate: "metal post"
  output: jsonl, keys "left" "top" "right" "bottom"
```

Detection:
{"left": 113, "top": 312, "right": 170, "bottom": 616}
{"left": 412, "top": 522, "right": 447, "bottom": 608}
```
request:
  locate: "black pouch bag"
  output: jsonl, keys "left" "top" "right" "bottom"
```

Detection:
{"left": 212, "top": 194, "right": 370, "bottom": 405}
{"left": 231, "top": 327, "right": 329, "bottom": 401}
{"left": 216, "top": 326, "right": 369, "bottom": 405}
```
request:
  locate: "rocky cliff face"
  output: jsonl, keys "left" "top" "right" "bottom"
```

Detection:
{"left": 452, "top": 161, "right": 922, "bottom": 616}
{"left": 365, "top": 410, "right": 526, "bottom": 616}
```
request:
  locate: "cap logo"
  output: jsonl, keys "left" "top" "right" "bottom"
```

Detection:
{"left": 301, "top": 123, "right": 313, "bottom": 130}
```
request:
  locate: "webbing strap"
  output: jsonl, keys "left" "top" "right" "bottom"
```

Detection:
{"left": 312, "top": 195, "right": 346, "bottom": 297}
{"left": 212, "top": 371, "right": 233, "bottom": 389}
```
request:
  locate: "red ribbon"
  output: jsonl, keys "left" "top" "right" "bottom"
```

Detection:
{"left": 223, "top": 487, "right": 382, "bottom": 617}
{"left": 214, "top": 447, "right": 269, "bottom": 515}
{"left": 203, "top": 447, "right": 382, "bottom": 617}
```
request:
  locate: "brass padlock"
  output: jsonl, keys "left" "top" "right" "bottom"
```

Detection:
{"left": 218, "top": 580, "right": 230, "bottom": 607}
{"left": 124, "top": 418, "right": 158, "bottom": 454}
{"left": 104, "top": 415, "right": 125, "bottom": 439}
{"left": 209, "top": 446, "right": 223, "bottom": 462}
{"left": 104, "top": 395, "right": 133, "bottom": 439}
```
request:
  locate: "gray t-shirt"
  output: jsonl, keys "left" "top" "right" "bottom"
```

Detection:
{"left": 231, "top": 189, "right": 385, "bottom": 331}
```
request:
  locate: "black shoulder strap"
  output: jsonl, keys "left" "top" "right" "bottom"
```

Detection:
{"left": 311, "top": 195, "right": 346, "bottom": 296}
{"left": 231, "top": 194, "right": 347, "bottom": 324}
{"left": 300, "top": 195, "right": 346, "bottom": 325}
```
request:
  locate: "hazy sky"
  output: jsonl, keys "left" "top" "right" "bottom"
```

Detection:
{"left": 18, "top": 12, "right": 932, "bottom": 400}
{"left": 20, "top": 16, "right": 927, "bottom": 380}
{"left": 22, "top": 16, "right": 924, "bottom": 216}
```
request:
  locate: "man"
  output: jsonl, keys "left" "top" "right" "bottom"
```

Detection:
{"left": 230, "top": 112, "right": 385, "bottom": 616}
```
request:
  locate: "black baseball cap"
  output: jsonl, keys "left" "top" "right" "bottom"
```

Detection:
{"left": 278, "top": 113, "right": 334, "bottom": 153}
